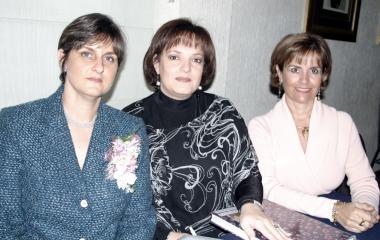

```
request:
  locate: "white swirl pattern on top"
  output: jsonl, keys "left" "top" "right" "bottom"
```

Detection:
{"left": 126, "top": 96, "right": 259, "bottom": 236}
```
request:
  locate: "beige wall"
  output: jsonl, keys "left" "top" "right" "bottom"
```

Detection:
{"left": 1, "top": 0, "right": 379, "bottom": 167}
{"left": 0, "top": 0, "right": 154, "bottom": 109}
{"left": 179, "top": 0, "right": 380, "bottom": 167}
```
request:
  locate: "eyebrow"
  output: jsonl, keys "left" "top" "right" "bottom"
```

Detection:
{"left": 167, "top": 49, "right": 204, "bottom": 56}
{"left": 287, "top": 64, "right": 321, "bottom": 68}
{"left": 81, "top": 46, "right": 116, "bottom": 56}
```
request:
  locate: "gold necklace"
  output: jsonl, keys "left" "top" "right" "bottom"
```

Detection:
{"left": 296, "top": 126, "right": 309, "bottom": 137}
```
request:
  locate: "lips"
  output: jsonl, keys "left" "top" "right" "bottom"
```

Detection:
{"left": 175, "top": 77, "right": 191, "bottom": 82}
{"left": 87, "top": 77, "right": 102, "bottom": 83}
{"left": 295, "top": 87, "right": 312, "bottom": 93}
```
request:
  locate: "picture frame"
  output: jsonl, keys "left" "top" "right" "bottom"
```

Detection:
{"left": 305, "top": 0, "right": 361, "bottom": 42}
{"left": 377, "top": 23, "right": 380, "bottom": 45}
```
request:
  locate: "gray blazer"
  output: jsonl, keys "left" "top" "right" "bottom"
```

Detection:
{"left": 0, "top": 86, "right": 156, "bottom": 239}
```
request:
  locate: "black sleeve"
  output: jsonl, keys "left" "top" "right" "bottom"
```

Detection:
{"left": 153, "top": 223, "right": 171, "bottom": 240}
{"left": 122, "top": 101, "right": 144, "bottom": 118}
{"left": 223, "top": 99, "right": 263, "bottom": 210}
{"left": 234, "top": 173, "right": 263, "bottom": 210}
{"left": 124, "top": 98, "right": 172, "bottom": 240}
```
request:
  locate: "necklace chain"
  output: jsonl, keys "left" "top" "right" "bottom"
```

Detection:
{"left": 64, "top": 111, "right": 97, "bottom": 128}
{"left": 62, "top": 97, "right": 97, "bottom": 128}
{"left": 296, "top": 126, "right": 309, "bottom": 137}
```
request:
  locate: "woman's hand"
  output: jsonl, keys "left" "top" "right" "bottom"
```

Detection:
{"left": 239, "top": 202, "right": 292, "bottom": 240}
{"left": 166, "top": 231, "right": 191, "bottom": 240}
{"left": 335, "top": 202, "right": 379, "bottom": 233}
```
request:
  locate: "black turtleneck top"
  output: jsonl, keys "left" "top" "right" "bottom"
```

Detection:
{"left": 123, "top": 91, "right": 263, "bottom": 239}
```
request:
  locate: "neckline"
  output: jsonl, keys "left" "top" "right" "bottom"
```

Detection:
{"left": 64, "top": 111, "right": 97, "bottom": 128}
{"left": 155, "top": 90, "right": 197, "bottom": 112}
{"left": 145, "top": 91, "right": 220, "bottom": 130}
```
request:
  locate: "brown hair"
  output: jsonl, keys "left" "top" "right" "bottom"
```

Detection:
{"left": 58, "top": 13, "right": 126, "bottom": 83}
{"left": 270, "top": 33, "right": 332, "bottom": 90}
{"left": 143, "top": 18, "right": 216, "bottom": 88}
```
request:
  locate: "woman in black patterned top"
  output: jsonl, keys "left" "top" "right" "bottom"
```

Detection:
{"left": 123, "top": 18, "right": 290, "bottom": 240}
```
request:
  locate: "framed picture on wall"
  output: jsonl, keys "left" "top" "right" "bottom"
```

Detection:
{"left": 305, "top": 0, "right": 361, "bottom": 42}
{"left": 377, "top": 23, "right": 380, "bottom": 45}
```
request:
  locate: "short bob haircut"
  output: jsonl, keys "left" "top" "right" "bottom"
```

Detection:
{"left": 143, "top": 18, "right": 216, "bottom": 88}
{"left": 58, "top": 13, "right": 126, "bottom": 83}
{"left": 270, "top": 33, "right": 332, "bottom": 90}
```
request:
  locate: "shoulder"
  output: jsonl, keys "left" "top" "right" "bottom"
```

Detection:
{"left": 319, "top": 102, "right": 354, "bottom": 126}
{"left": 208, "top": 94, "right": 243, "bottom": 118}
{"left": 211, "top": 93, "right": 234, "bottom": 106}
{"left": 0, "top": 85, "right": 64, "bottom": 125}
{"left": 248, "top": 115, "right": 271, "bottom": 140}
{"left": 336, "top": 109, "right": 353, "bottom": 125}
{"left": 103, "top": 104, "right": 145, "bottom": 131}
{"left": 122, "top": 94, "right": 156, "bottom": 117}
{"left": 247, "top": 100, "right": 285, "bottom": 141}
{"left": 205, "top": 94, "right": 254, "bottom": 132}
{"left": 207, "top": 93, "right": 241, "bottom": 115}
{"left": 248, "top": 104, "right": 277, "bottom": 134}
{"left": 0, "top": 98, "right": 47, "bottom": 128}
{"left": 200, "top": 91, "right": 217, "bottom": 102}
{"left": 122, "top": 100, "right": 144, "bottom": 116}
{"left": 248, "top": 115, "right": 267, "bottom": 132}
{"left": 0, "top": 98, "right": 51, "bottom": 145}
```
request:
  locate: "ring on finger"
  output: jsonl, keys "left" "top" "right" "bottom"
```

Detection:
{"left": 273, "top": 224, "right": 292, "bottom": 237}
{"left": 359, "top": 219, "right": 365, "bottom": 226}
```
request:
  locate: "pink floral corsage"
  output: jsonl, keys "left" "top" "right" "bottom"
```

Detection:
{"left": 105, "top": 134, "right": 141, "bottom": 193}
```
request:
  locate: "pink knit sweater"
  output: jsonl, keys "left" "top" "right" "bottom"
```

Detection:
{"left": 248, "top": 96, "right": 379, "bottom": 220}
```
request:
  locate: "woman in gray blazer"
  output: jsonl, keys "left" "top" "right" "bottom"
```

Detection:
{"left": 0, "top": 13, "right": 156, "bottom": 240}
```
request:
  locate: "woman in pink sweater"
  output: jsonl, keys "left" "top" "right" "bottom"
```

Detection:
{"left": 248, "top": 33, "right": 379, "bottom": 233}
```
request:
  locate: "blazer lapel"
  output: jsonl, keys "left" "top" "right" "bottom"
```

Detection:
{"left": 41, "top": 86, "right": 82, "bottom": 181}
{"left": 81, "top": 102, "right": 113, "bottom": 181}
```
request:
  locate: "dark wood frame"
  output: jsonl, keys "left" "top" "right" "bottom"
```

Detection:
{"left": 305, "top": 0, "right": 361, "bottom": 42}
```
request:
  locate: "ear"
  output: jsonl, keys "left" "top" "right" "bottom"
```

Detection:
{"left": 57, "top": 49, "right": 65, "bottom": 67}
{"left": 153, "top": 54, "right": 160, "bottom": 75}
{"left": 275, "top": 65, "right": 283, "bottom": 82}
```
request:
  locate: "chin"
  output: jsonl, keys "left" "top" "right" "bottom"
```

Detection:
{"left": 297, "top": 98, "right": 315, "bottom": 104}
{"left": 85, "top": 88, "right": 107, "bottom": 98}
{"left": 287, "top": 94, "right": 315, "bottom": 105}
{"left": 174, "top": 88, "right": 197, "bottom": 96}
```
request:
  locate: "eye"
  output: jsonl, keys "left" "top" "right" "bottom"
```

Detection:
{"left": 168, "top": 55, "right": 179, "bottom": 61}
{"left": 310, "top": 67, "right": 321, "bottom": 75}
{"left": 192, "top": 57, "right": 204, "bottom": 64}
{"left": 104, "top": 55, "right": 116, "bottom": 64}
{"left": 80, "top": 51, "right": 93, "bottom": 59}
{"left": 289, "top": 66, "right": 300, "bottom": 73}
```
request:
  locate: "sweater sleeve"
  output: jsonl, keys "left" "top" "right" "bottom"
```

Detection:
{"left": 341, "top": 114, "right": 379, "bottom": 210}
{"left": 0, "top": 109, "right": 28, "bottom": 239}
{"left": 234, "top": 174, "right": 263, "bottom": 209}
{"left": 248, "top": 117, "right": 337, "bottom": 221}
{"left": 226, "top": 101, "right": 263, "bottom": 209}
{"left": 115, "top": 122, "right": 157, "bottom": 239}
{"left": 153, "top": 223, "right": 171, "bottom": 240}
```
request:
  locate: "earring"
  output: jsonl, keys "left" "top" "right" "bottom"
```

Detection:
{"left": 156, "top": 74, "right": 160, "bottom": 87}
{"left": 317, "top": 89, "right": 321, "bottom": 101}
{"left": 198, "top": 85, "right": 203, "bottom": 91}
{"left": 64, "top": 66, "right": 68, "bottom": 73}
{"left": 278, "top": 81, "right": 283, "bottom": 98}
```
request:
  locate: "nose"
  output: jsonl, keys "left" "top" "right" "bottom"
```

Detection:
{"left": 181, "top": 59, "right": 191, "bottom": 73}
{"left": 93, "top": 58, "right": 104, "bottom": 74}
{"left": 300, "top": 70, "right": 309, "bottom": 83}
